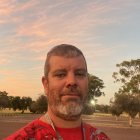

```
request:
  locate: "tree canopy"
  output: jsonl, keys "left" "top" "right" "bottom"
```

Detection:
{"left": 112, "top": 59, "right": 140, "bottom": 95}
{"left": 88, "top": 74, "right": 105, "bottom": 100}
{"left": 111, "top": 59, "right": 140, "bottom": 126}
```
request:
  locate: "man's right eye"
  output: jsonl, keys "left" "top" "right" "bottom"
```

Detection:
{"left": 54, "top": 73, "right": 66, "bottom": 78}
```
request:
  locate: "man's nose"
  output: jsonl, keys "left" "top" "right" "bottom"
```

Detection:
{"left": 66, "top": 73, "right": 77, "bottom": 88}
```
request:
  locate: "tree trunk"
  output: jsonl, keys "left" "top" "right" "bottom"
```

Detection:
{"left": 129, "top": 116, "right": 133, "bottom": 127}
{"left": 21, "top": 110, "right": 24, "bottom": 114}
{"left": 115, "top": 116, "right": 119, "bottom": 121}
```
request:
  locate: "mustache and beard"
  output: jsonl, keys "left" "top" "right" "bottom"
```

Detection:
{"left": 47, "top": 86, "right": 87, "bottom": 121}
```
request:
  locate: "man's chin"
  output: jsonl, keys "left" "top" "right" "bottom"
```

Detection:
{"left": 57, "top": 113, "right": 81, "bottom": 121}
{"left": 55, "top": 103, "right": 83, "bottom": 120}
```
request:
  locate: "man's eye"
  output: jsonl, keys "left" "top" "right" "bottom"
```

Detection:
{"left": 76, "top": 72, "right": 86, "bottom": 77}
{"left": 55, "top": 73, "right": 66, "bottom": 78}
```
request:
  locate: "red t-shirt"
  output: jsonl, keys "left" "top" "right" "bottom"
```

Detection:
{"left": 56, "top": 126, "right": 83, "bottom": 140}
{"left": 5, "top": 119, "right": 110, "bottom": 140}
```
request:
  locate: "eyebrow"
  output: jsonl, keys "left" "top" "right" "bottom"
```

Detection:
{"left": 54, "top": 68, "right": 66, "bottom": 71}
{"left": 53, "top": 68, "right": 87, "bottom": 73}
{"left": 75, "top": 68, "right": 86, "bottom": 71}
{"left": 52, "top": 69, "right": 66, "bottom": 74}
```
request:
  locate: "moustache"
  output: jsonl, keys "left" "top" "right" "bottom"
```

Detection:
{"left": 61, "top": 87, "right": 82, "bottom": 98}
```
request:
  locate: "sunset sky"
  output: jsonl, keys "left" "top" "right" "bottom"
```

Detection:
{"left": 0, "top": 0, "right": 140, "bottom": 104}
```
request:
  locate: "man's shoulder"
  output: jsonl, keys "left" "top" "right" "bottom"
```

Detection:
{"left": 4, "top": 119, "right": 55, "bottom": 140}
{"left": 84, "top": 123, "right": 110, "bottom": 140}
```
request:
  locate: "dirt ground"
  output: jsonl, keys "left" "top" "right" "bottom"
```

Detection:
{"left": 0, "top": 114, "right": 140, "bottom": 140}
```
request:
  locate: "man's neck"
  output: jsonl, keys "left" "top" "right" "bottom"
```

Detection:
{"left": 46, "top": 109, "right": 82, "bottom": 128}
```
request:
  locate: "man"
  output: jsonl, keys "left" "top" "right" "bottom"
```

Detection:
{"left": 5, "top": 44, "right": 110, "bottom": 140}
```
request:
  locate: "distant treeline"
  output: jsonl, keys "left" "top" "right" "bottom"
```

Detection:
{"left": 0, "top": 91, "right": 47, "bottom": 114}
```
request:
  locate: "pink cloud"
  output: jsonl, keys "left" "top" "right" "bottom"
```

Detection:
{"left": 0, "top": 58, "right": 10, "bottom": 64}
{"left": 0, "top": 0, "right": 37, "bottom": 15}
{"left": 0, "top": 0, "right": 38, "bottom": 25}
{"left": 16, "top": 21, "right": 47, "bottom": 38}
{"left": 0, "top": 0, "right": 137, "bottom": 63}
{"left": 16, "top": 0, "right": 38, "bottom": 12}
{"left": 0, "top": 0, "right": 15, "bottom": 16}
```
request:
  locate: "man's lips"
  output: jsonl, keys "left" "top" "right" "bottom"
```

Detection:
{"left": 61, "top": 93, "right": 80, "bottom": 97}
{"left": 60, "top": 94, "right": 81, "bottom": 100}
{"left": 62, "top": 94, "right": 79, "bottom": 97}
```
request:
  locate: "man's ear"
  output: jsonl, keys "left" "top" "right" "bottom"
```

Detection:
{"left": 42, "top": 76, "right": 48, "bottom": 96}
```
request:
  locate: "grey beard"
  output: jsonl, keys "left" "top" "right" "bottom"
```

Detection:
{"left": 51, "top": 100, "right": 84, "bottom": 121}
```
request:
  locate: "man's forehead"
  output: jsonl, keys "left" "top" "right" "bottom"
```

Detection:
{"left": 50, "top": 55, "right": 84, "bottom": 59}
{"left": 49, "top": 56, "right": 87, "bottom": 70}
{"left": 50, "top": 55, "right": 85, "bottom": 62}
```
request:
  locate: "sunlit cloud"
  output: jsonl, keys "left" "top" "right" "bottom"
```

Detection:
{"left": 16, "top": 0, "right": 38, "bottom": 12}
{"left": 0, "top": 0, "right": 15, "bottom": 16}
{"left": 0, "top": 58, "right": 10, "bottom": 65}
{"left": 0, "top": 0, "right": 131, "bottom": 55}
{"left": 16, "top": 20, "right": 47, "bottom": 38}
{"left": 0, "top": 0, "right": 38, "bottom": 26}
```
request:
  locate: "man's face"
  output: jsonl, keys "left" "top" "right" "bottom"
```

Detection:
{"left": 42, "top": 56, "right": 88, "bottom": 120}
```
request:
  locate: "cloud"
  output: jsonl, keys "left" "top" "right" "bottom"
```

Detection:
{"left": 16, "top": 0, "right": 38, "bottom": 12}
{"left": 0, "top": 0, "right": 133, "bottom": 54}
{"left": 0, "top": 0, "right": 136, "bottom": 64}
{"left": 16, "top": 19, "right": 47, "bottom": 38}
{"left": 13, "top": 1, "right": 117, "bottom": 38}
{"left": 0, "top": 1, "right": 19, "bottom": 25}
{"left": 0, "top": 0, "right": 15, "bottom": 16}
{"left": 0, "top": 0, "right": 38, "bottom": 16}
{"left": 0, "top": 0, "right": 38, "bottom": 25}
{"left": 0, "top": 0, "right": 136, "bottom": 66}
{"left": 0, "top": 58, "right": 10, "bottom": 65}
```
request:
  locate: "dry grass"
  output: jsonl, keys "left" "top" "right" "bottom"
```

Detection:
{"left": 0, "top": 108, "right": 30, "bottom": 114}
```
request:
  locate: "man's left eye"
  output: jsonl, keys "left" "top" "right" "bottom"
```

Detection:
{"left": 76, "top": 72, "right": 86, "bottom": 77}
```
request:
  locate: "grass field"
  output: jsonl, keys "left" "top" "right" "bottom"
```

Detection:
{"left": 0, "top": 108, "right": 31, "bottom": 114}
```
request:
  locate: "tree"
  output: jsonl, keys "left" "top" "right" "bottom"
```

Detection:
{"left": 11, "top": 96, "right": 21, "bottom": 111}
{"left": 110, "top": 94, "right": 123, "bottom": 120}
{"left": 88, "top": 74, "right": 105, "bottom": 100}
{"left": 110, "top": 104, "right": 123, "bottom": 121}
{"left": 0, "top": 91, "right": 8, "bottom": 96}
{"left": 83, "top": 74, "right": 105, "bottom": 114}
{"left": 112, "top": 59, "right": 140, "bottom": 95}
{"left": 20, "top": 97, "right": 32, "bottom": 113}
{"left": 110, "top": 92, "right": 140, "bottom": 125}
{"left": 35, "top": 95, "right": 48, "bottom": 113}
{"left": 29, "top": 95, "right": 48, "bottom": 114}
{"left": 83, "top": 102, "right": 95, "bottom": 115}
{"left": 0, "top": 91, "right": 9, "bottom": 109}
{"left": 29, "top": 101, "right": 38, "bottom": 114}
{"left": 96, "top": 104, "right": 110, "bottom": 114}
{"left": 112, "top": 59, "right": 140, "bottom": 126}
{"left": 8, "top": 96, "right": 14, "bottom": 110}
